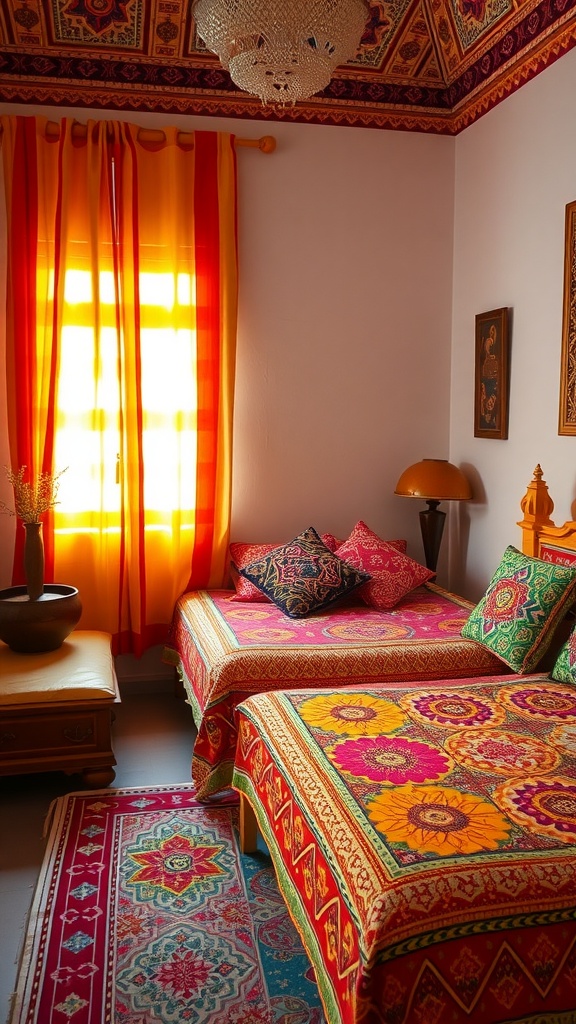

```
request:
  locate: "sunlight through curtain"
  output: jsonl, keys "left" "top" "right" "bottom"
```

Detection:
{"left": 1, "top": 115, "right": 238, "bottom": 655}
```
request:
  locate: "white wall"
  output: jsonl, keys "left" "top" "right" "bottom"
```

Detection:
{"left": 451, "top": 47, "right": 576, "bottom": 600}
{"left": 0, "top": 103, "right": 457, "bottom": 589}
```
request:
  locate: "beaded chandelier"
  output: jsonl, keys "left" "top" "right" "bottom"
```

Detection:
{"left": 192, "top": 0, "right": 369, "bottom": 106}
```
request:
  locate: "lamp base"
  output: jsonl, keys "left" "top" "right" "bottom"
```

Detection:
{"left": 419, "top": 500, "right": 446, "bottom": 573}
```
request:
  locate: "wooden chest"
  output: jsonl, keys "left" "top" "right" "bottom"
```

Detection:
{"left": 0, "top": 631, "right": 119, "bottom": 787}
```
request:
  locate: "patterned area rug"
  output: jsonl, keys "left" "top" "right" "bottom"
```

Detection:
{"left": 10, "top": 785, "right": 325, "bottom": 1024}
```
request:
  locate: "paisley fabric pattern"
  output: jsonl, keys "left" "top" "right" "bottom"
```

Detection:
{"left": 164, "top": 585, "right": 505, "bottom": 798}
{"left": 336, "top": 519, "right": 433, "bottom": 609}
{"left": 233, "top": 674, "right": 576, "bottom": 1024}
{"left": 229, "top": 534, "right": 348, "bottom": 602}
{"left": 237, "top": 527, "right": 371, "bottom": 618}
{"left": 461, "top": 545, "right": 576, "bottom": 672}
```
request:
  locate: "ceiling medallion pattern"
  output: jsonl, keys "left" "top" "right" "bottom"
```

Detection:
{"left": 0, "top": 0, "right": 575, "bottom": 133}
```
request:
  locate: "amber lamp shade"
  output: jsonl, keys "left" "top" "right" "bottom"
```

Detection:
{"left": 394, "top": 459, "right": 472, "bottom": 572}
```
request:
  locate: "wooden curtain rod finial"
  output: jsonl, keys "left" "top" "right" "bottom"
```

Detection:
{"left": 236, "top": 134, "right": 276, "bottom": 153}
{"left": 259, "top": 135, "right": 276, "bottom": 153}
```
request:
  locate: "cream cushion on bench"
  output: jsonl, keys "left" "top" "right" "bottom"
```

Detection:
{"left": 0, "top": 631, "right": 117, "bottom": 703}
{"left": 0, "top": 630, "right": 119, "bottom": 788}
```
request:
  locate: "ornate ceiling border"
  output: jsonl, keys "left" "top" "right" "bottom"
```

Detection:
{"left": 0, "top": 1, "right": 575, "bottom": 134}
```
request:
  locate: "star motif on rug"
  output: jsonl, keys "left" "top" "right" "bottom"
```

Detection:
{"left": 127, "top": 831, "right": 225, "bottom": 896}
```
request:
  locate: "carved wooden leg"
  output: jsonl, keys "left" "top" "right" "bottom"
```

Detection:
{"left": 239, "top": 793, "right": 258, "bottom": 853}
{"left": 81, "top": 765, "right": 116, "bottom": 788}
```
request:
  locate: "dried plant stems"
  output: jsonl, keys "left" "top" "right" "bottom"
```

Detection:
{"left": 0, "top": 466, "right": 66, "bottom": 524}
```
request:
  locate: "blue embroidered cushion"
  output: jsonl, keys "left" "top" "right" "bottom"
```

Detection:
{"left": 237, "top": 527, "right": 371, "bottom": 618}
{"left": 461, "top": 545, "right": 576, "bottom": 672}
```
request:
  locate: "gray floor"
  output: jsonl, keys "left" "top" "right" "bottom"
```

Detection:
{"left": 0, "top": 685, "right": 197, "bottom": 1024}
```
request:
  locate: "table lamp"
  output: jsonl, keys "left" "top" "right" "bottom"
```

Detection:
{"left": 394, "top": 459, "right": 472, "bottom": 572}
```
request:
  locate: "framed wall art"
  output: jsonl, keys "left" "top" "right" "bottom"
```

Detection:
{"left": 474, "top": 307, "right": 510, "bottom": 439}
{"left": 559, "top": 200, "right": 576, "bottom": 435}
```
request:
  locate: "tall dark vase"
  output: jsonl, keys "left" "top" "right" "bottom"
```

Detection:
{"left": 23, "top": 521, "right": 44, "bottom": 601}
{"left": 0, "top": 520, "right": 82, "bottom": 653}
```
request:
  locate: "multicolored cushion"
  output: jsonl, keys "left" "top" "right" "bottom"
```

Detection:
{"left": 229, "top": 535, "right": 345, "bottom": 602}
{"left": 461, "top": 545, "right": 576, "bottom": 672}
{"left": 550, "top": 624, "right": 576, "bottom": 683}
{"left": 237, "top": 527, "right": 371, "bottom": 618}
{"left": 336, "top": 521, "right": 431, "bottom": 611}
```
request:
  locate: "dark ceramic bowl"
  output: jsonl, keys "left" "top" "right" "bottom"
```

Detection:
{"left": 0, "top": 585, "right": 82, "bottom": 653}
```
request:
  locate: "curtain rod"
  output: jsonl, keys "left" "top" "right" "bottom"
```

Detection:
{"left": 33, "top": 120, "right": 276, "bottom": 153}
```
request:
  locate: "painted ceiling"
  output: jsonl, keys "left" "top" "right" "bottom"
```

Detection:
{"left": 0, "top": 0, "right": 575, "bottom": 135}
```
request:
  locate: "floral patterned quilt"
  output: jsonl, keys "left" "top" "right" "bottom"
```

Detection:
{"left": 233, "top": 675, "right": 576, "bottom": 1024}
{"left": 164, "top": 585, "right": 504, "bottom": 799}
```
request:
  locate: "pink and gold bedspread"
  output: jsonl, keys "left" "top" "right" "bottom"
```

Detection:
{"left": 164, "top": 585, "right": 504, "bottom": 799}
{"left": 233, "top": 675, "right": 576, "bottom": 1023}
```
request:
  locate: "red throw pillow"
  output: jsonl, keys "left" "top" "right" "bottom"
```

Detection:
{"left": 229, "top": 542, "right": 281, "bottom": 601}
{"left": 335, "top": 521, "right": 432, "bottom": 610}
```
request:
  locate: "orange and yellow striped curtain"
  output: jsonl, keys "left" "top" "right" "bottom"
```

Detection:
{"left": 1, "top": 115, "right": 238, "bottom": 655}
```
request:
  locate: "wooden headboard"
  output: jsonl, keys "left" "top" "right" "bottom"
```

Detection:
{"left": 518, "top": 465, "right": 576, "bottom": 567}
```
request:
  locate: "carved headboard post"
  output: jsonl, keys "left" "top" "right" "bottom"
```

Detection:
{"left": 517, "top": 465, "right": 555, "bottom": 557}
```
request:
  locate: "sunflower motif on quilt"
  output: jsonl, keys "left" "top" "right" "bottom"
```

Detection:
{"left": 330, "top": 735, "right": 452, "bottom": 785}
{"left": 445, "top": 728, "right": 561, "bottom": 776}
{"left": 497, "top": 682, "right": 576, "bottom": 722}
{"left": 399, "top": 689, "right": 505, "bottom": 730}
{"left": 549, "top": 722, "right": 576, "bottom": 756}
{"left": 460, "top": 545, "right": 576, "bottom": 672}
{"left": 493, "top": 775, "right": 576, "bottom": 842}
{"left": 298, "top": 691, "right": 405, "bottom": 736}
{"left": 367, "top": 783, "right": 511, "bottom": 856}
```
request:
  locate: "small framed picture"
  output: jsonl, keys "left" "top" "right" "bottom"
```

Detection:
{"left": 559, "top": 200, "right": 576, "bottom": 435}
{"left": 474, "top": 307, "right": 510, "bottom": 439}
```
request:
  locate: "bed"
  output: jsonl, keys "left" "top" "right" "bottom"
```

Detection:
{"left": 165, "top": 583, "right": 503, "bottom": 799}
{"left": 232, "top": 673, "right": 576, "bottom": 1024}
{"left": 229, "top": 465, "right": 576, "bottom": 1023}
{"left": 164, "top": 465, "right": 572, "bottom": 800}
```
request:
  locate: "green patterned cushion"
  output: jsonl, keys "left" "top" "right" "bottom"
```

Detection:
{"left": 238, "top": 527, "right": 371, "bottom": 618}
{"left": 461, "top": 545, "right": 576, "bottom": 672}
{"left": 550, "top": 625, "right": 576, "bottom": 683}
